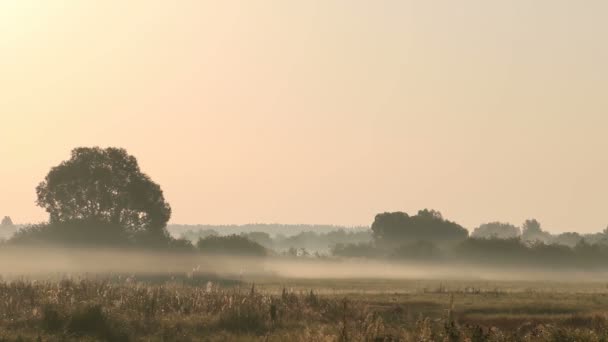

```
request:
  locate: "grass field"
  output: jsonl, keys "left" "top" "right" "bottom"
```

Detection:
{"left": 0, "top": 275, "right": 608, "bottom": 341}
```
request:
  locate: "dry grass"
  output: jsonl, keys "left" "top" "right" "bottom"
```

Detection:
{"left": 0, "top": 277, "right": 606, "bottom": 341}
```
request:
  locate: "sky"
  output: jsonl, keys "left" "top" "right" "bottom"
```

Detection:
{"left": 1, "top": 1, "right": 607, "bottom": 233}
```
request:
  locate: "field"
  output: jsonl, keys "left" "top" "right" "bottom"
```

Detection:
{"left": 0, "top": 275, "right": 608, "bottom": 341}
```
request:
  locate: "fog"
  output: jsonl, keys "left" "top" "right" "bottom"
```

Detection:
{"left": 1, "top": 247, "right": 608, "bottom": 284}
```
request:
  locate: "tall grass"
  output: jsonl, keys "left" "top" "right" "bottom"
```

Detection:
{"left": 0, "top": 278, "right": 605, "bottom": 341}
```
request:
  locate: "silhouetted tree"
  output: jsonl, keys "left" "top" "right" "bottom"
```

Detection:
{"left": 331, "top": 242, "right": 381, "bottom": 258}
{"left": 196, "top": 235, "right": 267, "bottom": 256}
{"left": 553, "top": 232, "right": 583, "bottom": 247}
{"left": 34, "top": 147, "right": 172, "bottom": 244}
{"left": 240, "top": 231, "right": 273, "bottom": 248}
{"left": 452, "top": 238, "right": 530, "bottom": 265}
{"left": 521, "top": 219, "right": 551, "bottom": 243}
{"left": 180, "top": 229, "right": 218, "bottom": 242}
{"left": 471, "top": 222, "right": 520, "bottom": 239}
{"left": 10, "top": 220, "right": 128, "bottom": 246}
{"left": 391, "top": 240, "right": 443, "bottom": 260}
{"left": 1, "top": 216, "right": 13, "bottom": 227}
{"left": 371, "top": 209, "right": 468, "bottom": 247}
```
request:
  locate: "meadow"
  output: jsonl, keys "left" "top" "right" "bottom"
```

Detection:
{"left": 1, "top": 275, "right": 608, "bottom": 341}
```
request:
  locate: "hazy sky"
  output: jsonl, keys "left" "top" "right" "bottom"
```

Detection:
{"left": 1, "top": 1, "right": 607, "bottom": 233}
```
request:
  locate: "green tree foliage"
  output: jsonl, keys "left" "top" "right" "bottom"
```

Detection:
{"left": 196, "top": 235, "right": 267, "bottom": 256}
{"left": 34, "top": 147, "right": 172, "bottom": 244}
{"left": 470, "top": 222, "right": 520, "bottom": 239}
{"left": 371, "top": 209, "right": 468, "bottom": 247}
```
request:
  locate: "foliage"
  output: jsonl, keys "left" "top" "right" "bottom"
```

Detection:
{"left": 452, "top": 238, "right": 531, "bottom": 265}
{"left": 0, "top": 278, "right": 607, "bottom": 340}
{"left": 36, "top": 147, "right": 172, "bottom": 243}
{"left": 450, "top": 237, "right": 608, "bottom": 269}
{"left": 331, "top": 242, "right": 381, "bottom": 258}
{"left": 522, "top": 219, "right": 552, "bottom": 243}
{"left": 179, "top": 228, "right": 219, "bottom": 241}
{"left": 10, "top": 220, "right": 129, "bottom": 247}
{"left": 371, "top": 209, "right": 468, "bottom": 247}
{"left": 471, "top": 222, "right": 520, "bottom": 239}
{"left": 179, "top": 228, "right": 371, "bottom": 253}
{"left": 9, "top": 220, "right": 193, "bottom": 250}
{"left": 240, "top": 231, "right": 274, "bottom": 248}
{"left": 197, "top": 234, "right": 268, "bottom": 256}
{"left": 172, "top": 223, "right": 368, "bottom": 238}
{"left": 390, "top": 240, "right": 443, "bottom": 260}
{"left": 553, "top": 232, "right": 584, "bottom": 247}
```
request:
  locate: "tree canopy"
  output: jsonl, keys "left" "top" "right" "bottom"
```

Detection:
{"left": 35, "top": 147, "right": 172, "bottom": 243}
{"left": 196, "top": 235, "right": 267, "bottom": 256}
{"left": 371, "top": 209, "right": 468, "bottom": 246}
{"left": 521, "top": 219, "right": 551, "bottom": 243}
{"left": 471, "top": 222, "right": 520, "bottom": 239}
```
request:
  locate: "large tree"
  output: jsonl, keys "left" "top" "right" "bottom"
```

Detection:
{"left": 36, "top": 147, "right": 171, "bottom": 241}
{"left": 371, "top": 209, "right": 468, "bottom": 247}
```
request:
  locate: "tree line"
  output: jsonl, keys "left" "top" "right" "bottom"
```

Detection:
{"left": 6, "top": 146, "right": 608, "bottom": 269}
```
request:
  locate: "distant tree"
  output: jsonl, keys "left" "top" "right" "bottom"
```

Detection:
{"left": 331, "top": 242, "right": 381, "bottom": 258}
{"left": 553, "top": 232, "right": 583, "bottom": 247}
{"left": 167, "top": 238, "right": 195, "bottom": 252}
{"left": 522, "top": 219, "right": 541, "bottom": 233}
{"left": 180, "top": 229, "right": 218, "bottom": 242}
{"left": 391, "top": 240, "right": 442, "bottom": 260}
{"left": 521, "top": 219, "right": 551, "bottom": 243}
{"left": 586, "top": 226, "right": 608, "bottom": 245}
{"left": 240, "top": 231, "right": 273, "bottom": 248}
{"left": 1, "top": 216, "right": 14, "bottom": 227}
{"left": 471, "top": 222, "right": 520, "bottom": 239}
{"left": 371, "top": 209, "right": 468, "bottom": 247}
{"left": 10, "top": 220, "right": 128, "bottom": 246}
{"left": 196, "top": 235, "right": 267, "bottom": 256}
{"left": 34, "top": 147, "right": 172, "bottom": 245}
{"left": 452, "top": 238, "right": 530, "bottom": 265}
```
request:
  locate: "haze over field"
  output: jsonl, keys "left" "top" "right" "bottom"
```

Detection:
{"left": 3, "top": 3, "right": 608, "bottom": 340}
{"left": 2, "top": 1, "right": 608, "bottom": 233}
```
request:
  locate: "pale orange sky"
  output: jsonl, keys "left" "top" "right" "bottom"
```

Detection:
{"left": 1, "top": 1, "right": 607, "bottom": 232}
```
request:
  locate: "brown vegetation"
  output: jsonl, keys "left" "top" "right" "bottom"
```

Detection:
{"left": 0, "top": 278, "right": 606, "bottom": 341}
